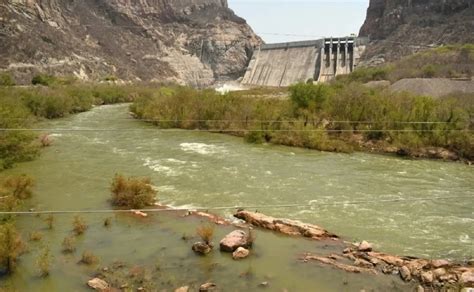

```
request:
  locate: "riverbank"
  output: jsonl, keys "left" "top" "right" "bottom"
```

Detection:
{"left": 130, "top": 84, "right": 474, "bottom": 163}
{"left": 1, "top": 104, "right": 472, "bottom": 291}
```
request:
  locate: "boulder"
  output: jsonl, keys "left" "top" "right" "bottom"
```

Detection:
{"left": 87, "top": 278, "right": 109, "bottom": 291}
{"left": 220, "top": 230, "right": 250, "bottom": 252}
{"left": 199, "top": 282, "right": 217, "bottom": 291}
{"left": 232, "top": 247, "right": 250, "bottom": 260}
{"left": 175, "top": 286, "right": 189, "bottom": 292}
{"left": 433, "top": 268, "right": 447, "bottom": 279}
{"left": 358, "top": 241, "right": 373, "bottom": 252}
{"left": 192, "top": 242, "right": 212, "bottom": 255}
{"left": 431, "top": 259, "right": 450, "bottom": 268}
{"left": 460, "top": 271, "right": 474, "bottom": 286}
{"left": 399, "top": 266, "right": 411, "bottom": 281}
{"left": 421, "top": 271, "right": 434, "bottom": 284}
{"left": 416, "top": 285, "right": 424, "bottom": 292}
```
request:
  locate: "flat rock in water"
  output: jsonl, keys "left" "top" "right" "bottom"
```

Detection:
{"left": 220, "top": 230, "right": 249, "bottom": 252}
{"left": 87, "top": 278, "right": 109, "bottom": 291}
{"left": 232, "top": 247, "right": 250, "bottom": 260}
{"left": 199, "top": 282, "right": 217, "bottom": 291}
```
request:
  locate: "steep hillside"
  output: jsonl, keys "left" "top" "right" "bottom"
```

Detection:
{"left": 0, "top": 0, "right": 261, "bottom": 86}
{"left": 359, "top": 0, "right": 474, "bottom": 64}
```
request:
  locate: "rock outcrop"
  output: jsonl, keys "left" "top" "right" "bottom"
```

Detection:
{"left": 359, "top": 0, "right": 474, "bottom": 63}
{"left": 219, "top": 229, "right": 252, "bottom": 252}
{"left": 234, "top": 210, "right": 338, "bottom": 240}
{"left": 0, "top": 0, "right": 261, "bottom": 86}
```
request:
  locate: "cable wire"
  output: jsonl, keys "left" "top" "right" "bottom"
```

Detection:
{"left": 1, "top": 195, "right": 471, "bottom": 215}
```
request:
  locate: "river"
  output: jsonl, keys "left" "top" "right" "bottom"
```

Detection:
{"left": 2, "top": 104, "right": 473, "bottom": 291}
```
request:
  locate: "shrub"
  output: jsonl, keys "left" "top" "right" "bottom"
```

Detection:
{"left": 196, "top": 224, "right": 214, "bottom": 245}
{"left": 80, "top": 251, "right": 99, "bottom": 265}
{"left": 36, "top": 247, "right": 51, "bottom": 277}
{"left": 31, "top": 74, "right": 57, "bottom": 86}
{"left": 2, "top": 175, "right": 34, "bottom": 200}
{"left": 110, "top": 174, "right": 156, "bottom": 209}
{"left": 0, "top": 73, "right": 15, "bottom": 86}
{"left": 45, "top": 215, "right": 54, "bottom": 229}
{"left": 0, "top": 224, "right": 26, "bottom": 273}
{"left": 72, "top": 215, "right": 88, "bottom": 235}
{"left": 61, "top": 235, "right": 76, "bottom": 253}
{"left": 29, "top": 231, "right": 43, "bottom": 242}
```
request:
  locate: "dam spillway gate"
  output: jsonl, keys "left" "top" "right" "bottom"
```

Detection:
{"left": 241, "top": 37, "right": 368, "bottom": 87}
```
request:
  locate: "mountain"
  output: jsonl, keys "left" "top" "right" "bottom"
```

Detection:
{"left": 0, "top": 0, "right": 262, "bottom": 86}
{"left": 359, "top": 0, "right": 474, "bottom": 65}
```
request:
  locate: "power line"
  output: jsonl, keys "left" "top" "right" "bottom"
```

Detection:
{"left": 0, "top": 195, "right": 472, "bottom": 215}
{"left": 1, "top": 128, "right": 471, "bottom": 133}
{"left": 0, "top": 117, "right": 462, "bottom": 125}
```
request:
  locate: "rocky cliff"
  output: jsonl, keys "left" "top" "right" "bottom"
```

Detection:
{"left": 0, "top": 0, "right": 261, "bottom": 86}
{"left": 359, "top": 0, "right": 474, "bottom": 64}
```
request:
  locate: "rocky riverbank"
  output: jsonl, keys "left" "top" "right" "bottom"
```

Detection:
{"left": 233, "top": 210, "right": 474, "bottom": 291}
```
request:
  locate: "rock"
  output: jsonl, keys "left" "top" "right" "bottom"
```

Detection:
{"left": 399, "top": 266, "right": 411, "bottom": 281}
{"left": 468, "top": 259, "right": 474, "bottom": 266}
{"left": 199, "top": 282, "right": 217, "bottom": 291}
{"left": 258, "top": 282, "right": 269, "bottom": 288}
{"left": 220, "top": 230, "right": 250, "bottom": 252}
{"left": 460, "top": 271, "right": 474, "bottom": 286}
{"left": 342, "top": 248, "right": 352, "bottom": 254}
{"left": 421, "top": 271, "right": 434, "bottom": 284}
{"left": 132, "top": 210, "right": 148, "bottom": 217}
{"left": 87, "top": 278, "right": 109, "bottom": 291}
{"left": 2, "top": 0, "right": 262, "bottom": 86}
{"left": 416, "top": 285, "right": 424, "bottom": 292}
{"left": 433, "top": 268, "right": 446, "bottom": 278}
{"left": 175, "top": 287, "right": 189, "bottom": 292}
{"left": 192, "top": 242, "right": 212, "bottom": 255}
{"left": 354, "top": 259, "right": 373, "bottom": 269}
{"left": 358, "top": 241, "right": 373, "bottom": 252}
{"left": 234, "top": 210, "right": 337, "bottom": 240}
{"left": 232, "top": 247, "right": 250, "bottom": 260}
{"left": 431, "top": 259, "right": 450, "bottom": 268}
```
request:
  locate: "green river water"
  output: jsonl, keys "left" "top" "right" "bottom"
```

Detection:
{"left": 1, "top": 104, "right": 473, "bottom": 291}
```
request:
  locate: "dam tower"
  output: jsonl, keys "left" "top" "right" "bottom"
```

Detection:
{"left": 241, "top": 37, "right": 368, "bottom": 87}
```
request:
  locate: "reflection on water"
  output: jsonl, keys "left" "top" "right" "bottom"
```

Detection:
{"left": 2, "top": 104, "right": 472, "bottom": 290}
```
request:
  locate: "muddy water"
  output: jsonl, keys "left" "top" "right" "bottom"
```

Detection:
{"left": 2, "top": 104, "right": 473, "bottom": 290}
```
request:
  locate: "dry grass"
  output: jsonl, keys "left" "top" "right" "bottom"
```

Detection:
{"left": 29, "top": 231, "right": 43, "bottom": 242}
{"left": 61, "top": 236, "right": 76, "bottom": 253}
{"left": 72, "top": 215, "right": 88, "bottom": 236}
{"left": 80, "top": 251, "right": 99, "bottom": 265}
{"left": 45, "top": 215, "right": 54, "bottom": 230}
{"left": 196, "top": 224, "right": 215, "bottom": 245}
{"left": 36, "top": 247, "right": 51, "bottom": 277}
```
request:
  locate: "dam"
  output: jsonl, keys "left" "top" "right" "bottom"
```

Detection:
{"left": 241, "top": 37, "right": 368, "bottom": 87}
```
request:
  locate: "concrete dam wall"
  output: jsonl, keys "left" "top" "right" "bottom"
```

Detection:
{"left": 241, "top": 37, "right": 368, "bottom": 87}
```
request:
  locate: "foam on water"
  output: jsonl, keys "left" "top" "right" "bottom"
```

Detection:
{"left": 180, "top": 142, "right": 227, "bottom": 155}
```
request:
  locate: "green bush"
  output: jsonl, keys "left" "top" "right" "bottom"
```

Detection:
{"left": 0, "top": 73, "right": 15, "bottom": 86}
{"left": 130, "top": 84, "right": 473, "bottom": 160}
{"left": 31, "top": 74, "right": 57, "bottom": 86}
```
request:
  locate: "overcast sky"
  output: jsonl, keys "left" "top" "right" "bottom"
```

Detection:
{"left": 228, "top": 0, "right": 369, "bottom": 43}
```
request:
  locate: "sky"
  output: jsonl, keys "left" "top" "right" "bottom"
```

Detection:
{"left": 228, "top": 0, "right": 370, "bottom": 43}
